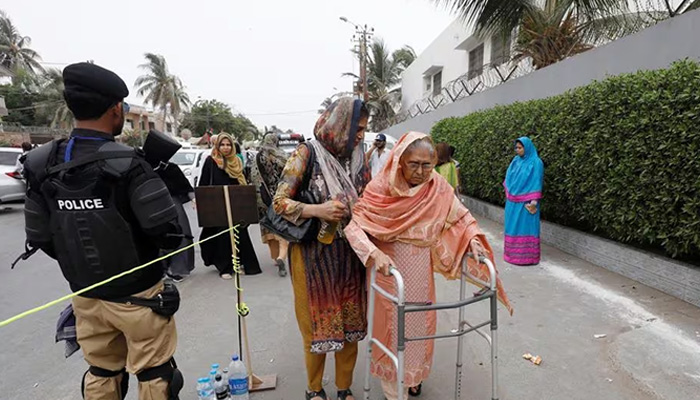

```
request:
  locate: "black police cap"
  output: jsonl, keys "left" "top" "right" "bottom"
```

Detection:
{"left": 63, "top": 62, "right": 129, "bottom": 100}
{"left": 63, "top": 62, "right": 129, "bottom": 120}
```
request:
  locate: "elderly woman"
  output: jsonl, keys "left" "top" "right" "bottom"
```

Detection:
{"left": 199, "top": 133, "right": 262, "bottom": 278}
{"left": 250, "top": 132, "right": 290, "bottom": 276}
{"left": 273, "top": 98, "right": 370, "bottom": 400}
{"left": 345, "top": 132, "right": 513, "bottom": 400}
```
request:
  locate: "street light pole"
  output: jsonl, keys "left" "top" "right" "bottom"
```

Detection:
{"left": 340, "top": 17, "right": 373, "bottom": 102}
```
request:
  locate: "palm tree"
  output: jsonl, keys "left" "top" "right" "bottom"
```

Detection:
{"left": 433, "top": 0, "right": 661, "bottom": 69}
{"left": 344, "top": 38, "right": 416, "bottom": 130}
{"left": 34, "top": 68, "right": 73, "bottom": 128}
{"left": 134, "top": 53, "right": 190, "bottom": 133}
{"left": 318, "top": 91, "right": 354, "bottom": 113}
{"left": 513, "top": 0, "right": 662, "bottom": 69}
{"left": 0, "top": 10, "right": 43, "bottom": 78}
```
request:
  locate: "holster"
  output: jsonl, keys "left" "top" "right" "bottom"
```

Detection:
{"left": 109, "top": 281, "right": 180, "bottom": 317}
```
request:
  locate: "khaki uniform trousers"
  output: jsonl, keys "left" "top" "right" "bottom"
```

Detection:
{"left": 72, "top": 281, "right": 177, "bottom": 400}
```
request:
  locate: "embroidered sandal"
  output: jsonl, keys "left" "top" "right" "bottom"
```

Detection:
{"left": 337, "top": 389, "right": 354, "bottom": 400}
{"left": 305, "top": 389, "right": 328, "bottom": 400}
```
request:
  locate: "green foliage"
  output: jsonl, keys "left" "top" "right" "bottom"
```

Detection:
{"left": 432, "top": 60, "right": 700, "bottom": 259}
{"left": 180, "top": 99, "right": 259, "bottom": 141}
{"left": 120, "top": 129, "right": 145, "bottom": 148}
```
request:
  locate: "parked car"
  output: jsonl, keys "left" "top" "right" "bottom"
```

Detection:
{"left": 191, "top": 149, "right": 211, "bottom": 187}
{"left": 0, "top": 147, "right": 26, "bottom": 203}
{"left": 170, "top": 148, "right": 208, "bottom": 188}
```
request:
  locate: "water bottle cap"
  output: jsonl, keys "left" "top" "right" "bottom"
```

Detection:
{"left": 211, "top": 363, "right": 220, "bottom": 369}
{"left": 210, "top": 369, "right": 217, "bottom": 374}
{"left": 232, "top": 354, "right": 240, "bottom": 361}
{"left": 202, "top": 377, "right": 211, "bottom": 382}
{"left": 197, "top": 378, "right": 207, "bottom": 383}
{"left": 223, "top": 368, "right": 229, "bottom": 372}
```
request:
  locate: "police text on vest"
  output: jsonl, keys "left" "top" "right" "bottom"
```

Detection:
{"left": 57, "top": 199, "right": 105, "bottom": 210}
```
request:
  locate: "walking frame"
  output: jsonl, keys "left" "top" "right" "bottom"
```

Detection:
{"left": 363, "top": 254, "right": 499, "bottom": 400}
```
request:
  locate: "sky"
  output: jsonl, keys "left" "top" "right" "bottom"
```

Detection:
{"left": 3, "top": 0, "right": 456, "bottom": 136}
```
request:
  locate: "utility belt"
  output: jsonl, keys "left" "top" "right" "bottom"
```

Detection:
{"left": 107, "top": 281, "right": 180, "bottom": 318}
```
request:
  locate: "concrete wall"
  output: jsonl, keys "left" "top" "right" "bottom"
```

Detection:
{"left": 386, "top": 9, "right": 700, "bottom": 138}
{"left": 464, "top": 196, "right": 700, "bottom": 308}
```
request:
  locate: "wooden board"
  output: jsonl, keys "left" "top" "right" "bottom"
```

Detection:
{"left": 250, "top": 374, "right": 277, "bottom": 392}
{"left": 194, "top": 185, "right": 259, "bottom": 227}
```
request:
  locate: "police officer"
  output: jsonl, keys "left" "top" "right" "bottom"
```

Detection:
{"left": 22, "top": 63, "right": 184, "bottom": 400}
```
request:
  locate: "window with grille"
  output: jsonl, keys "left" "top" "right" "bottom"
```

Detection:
{"left": 490, "top": 35, "right": 511, "bottom": 66}
{"left": 468, "top": 44, "right": 484, "bottom": 79}
{"left": 432, "top": 71, "right": 442, "bottom": 96}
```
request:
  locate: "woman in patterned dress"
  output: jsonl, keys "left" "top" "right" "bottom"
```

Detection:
{"left": 345, "top": 132, "right": 513, "bottom": 400}
{"left": 273, "top": 98, "right": 370, "bottom": 400}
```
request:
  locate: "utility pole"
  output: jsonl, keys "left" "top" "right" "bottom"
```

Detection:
{"left": 340, "top": 17, "right": 373, "bottom": 102}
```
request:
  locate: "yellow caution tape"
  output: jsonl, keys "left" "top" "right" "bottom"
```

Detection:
{"left": 0, "top": 226, "right": 238, "bottom": 328}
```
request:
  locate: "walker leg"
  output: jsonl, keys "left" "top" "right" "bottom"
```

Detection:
{"left": 455, "top": 274, "right": 467, "bottom": 400}
{"left": 491, "top": 293, "right": 499, "bottom": 400}
{"left": 364, "top": 269, "right": 377, "bottom": 400}
{"left": 397, "top": 300, "right": 406, "bottom": 400}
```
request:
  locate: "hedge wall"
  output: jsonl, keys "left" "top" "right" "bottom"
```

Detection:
{"left": 432, "top": 60, "right": 700, "bottom": 260}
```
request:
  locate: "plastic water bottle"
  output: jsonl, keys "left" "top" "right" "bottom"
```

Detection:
{"left": 209, "top": 369, "right": 218, "bottom": 387}
{"left": 228, "top": 354, "right": 249, "bottom": 400}
{"left": 222, "top": 368, "right": 230, "bottom": 385}
{"left": 211, "top": 363, "right": 221, "bottom": 375}
{"left": 214, "top": 373, "right": 231, "bottom": 399}
{"left": 197, "top": 377, "right": 215, "bottom": 400}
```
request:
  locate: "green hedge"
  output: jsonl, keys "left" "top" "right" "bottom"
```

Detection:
{"left": 432, "top": 60, "right": 700, "bottom": 260}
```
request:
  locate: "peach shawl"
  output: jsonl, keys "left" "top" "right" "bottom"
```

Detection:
{"left": 346, "top": 132, "right": 512, "bottom": 314}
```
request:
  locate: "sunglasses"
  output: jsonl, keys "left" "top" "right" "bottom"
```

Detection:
{"left": 122, "top": 102, "right": 130, "bottom": 114}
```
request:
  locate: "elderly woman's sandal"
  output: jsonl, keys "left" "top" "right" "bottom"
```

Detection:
{"left": 409, "top": 383, "right": 422, "bottom": 396}
{"left": 305, "top": 389, "right": 327, "bottom": 400}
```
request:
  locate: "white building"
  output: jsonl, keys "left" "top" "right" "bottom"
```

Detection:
{"left": 400, "top": 18, "right": 514, "bottom": 111}
{"left": 123, "top": 103, "right": 179, "bottom": 136}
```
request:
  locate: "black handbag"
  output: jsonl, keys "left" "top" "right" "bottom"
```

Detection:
{"left": 260, "top": 144, "right": 320, "bottom": 243}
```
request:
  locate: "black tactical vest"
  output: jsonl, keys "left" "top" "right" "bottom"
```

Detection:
{"left": 36, "top": 140, "right": 143, "bottom": 289}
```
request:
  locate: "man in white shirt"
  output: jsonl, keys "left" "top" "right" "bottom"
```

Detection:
{"left": 366, "top": 133, "right": 390, "bottom": 179}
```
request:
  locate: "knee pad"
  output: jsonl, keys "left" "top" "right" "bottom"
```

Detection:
{"left": 137, "top": 358, "right": 183, "bottom": 400}
{"left": 82, "top": 366, "right": 128, "bottom": 400}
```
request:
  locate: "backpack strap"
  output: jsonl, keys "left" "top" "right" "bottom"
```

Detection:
{"left": 46, "top": 151, "right": 135, "bottom": 176}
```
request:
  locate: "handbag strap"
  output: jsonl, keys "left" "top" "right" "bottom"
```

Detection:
{"left": 256, "top": 152, "right": 273, "bottom": 206}
{"left": 298, "top": 143, "right": 316, "bottom": 200}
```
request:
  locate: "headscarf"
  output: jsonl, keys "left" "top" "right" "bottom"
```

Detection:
{"left": 347, "top": 132, "right": 513, "bottom": 314}
{"left": 504, "top": 136, "right": 544, "bottom": 202}
{"left": 251, "top": 132, "right": 288, "bottom": 203}
{"left": 211, "top": 132, "right": 247, "bottom": 184}
{"left": 258, "top": 132, "right": 288, "bottom": 177}
{"left": 309, "top": 97, "right": 368, "bottom": 211}
{"left": 435, "top": 142, "right": 452, "bottom": 166}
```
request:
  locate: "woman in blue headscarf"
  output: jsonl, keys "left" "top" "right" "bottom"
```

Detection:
{"left": 503, "top": 137, "right": 544, "bottom": 265}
